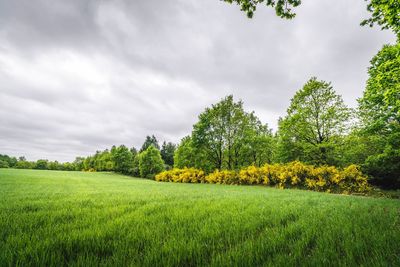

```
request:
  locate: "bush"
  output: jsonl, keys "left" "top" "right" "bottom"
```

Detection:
{"left": 155, "top": 168, "right": 205, "bottom": 183}
{"left": 155, "top": 162, "right": 371, "bottom": 194}
{"left": 205, "top": 170, "right": 238, "bottom": 185}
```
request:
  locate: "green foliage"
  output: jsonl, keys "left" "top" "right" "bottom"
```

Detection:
{"left": 361, "top": 0, "right": 400, "bottom": 39}
{"left": 277, "top": 78, "right": 351, "bottom": 165}
{"left": 174, "top": 136, "right": 212, "bottom": 172}
{"left": 358, "top": 43, "right": 400, "bottom": 188}
{"left": 192, "top": 95, "right": 274, "bottom": 171}
{"left": 140, "top": 135, "right": 160, "bottom": 152}
{"left": 138, "top": 145, "right": 165, "bottom": 179}
{"left": 15, "top": 160, "right": 34, "bottom": 169}
{"left": 0, "top": 160, "right": 9, "bottom": 168}
{"left": 0, "top": 169, "right": 399, "bottom": 266}
{"left": 73, "top": 157, "right": 85, "bottom": 171}
{"left": 34, "top": 159, "right": 49, "bottom": 170}
{"left": 222, "top": 0, "right": 301, "bottom": 19}
{"left": 111, "top": 145, "right": 134, "bottom": 174}
{"left": 222, "top": 0, "right": 399, "bottom": 39}
{"left": 0, "top": 154, "right": 17, "bottom": 168}
{"left": 160, "top": 141, "right": 176, "bottom": 167}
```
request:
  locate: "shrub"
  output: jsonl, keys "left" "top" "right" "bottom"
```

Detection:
{"left": 155, "top": 162, "right": 371, "bottom": 194}
{"left": 155, "top": 168, "right": 205, "bottom": 183}
{"left": 205, "top": 170, "right": 238, "bottom": 185}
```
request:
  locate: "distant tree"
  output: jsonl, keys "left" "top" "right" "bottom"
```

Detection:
{"left": 131, "top": 154, "right": 140, "bottom": 177}
{"left": 0, "top": 160, "right": 9, "bottom": 168}
{"left": 140, "top": 135, "right": 160, "bottom": 152}
{"left": 358, "top": 43, "right": 400, "bottom": 188}
{"left": 48, "top": 161, "right": 61, "bottom": 170}
{"left": 160, "top": 141, "right": 176, "bottom": 167}
{"left": 138, "top": 145, "right": 164, "bottom": 178}
{"left": 73, "top": 157, "right": 85, "bottom": 171}
{"left": 83, "top": 156, "right": 95, "bottom": 171}
{"left": 277, "top": 78, "right": 351, "bottom": 165}
{"left": 130, "top": 147, "right": 138, "bottom": 156}
{"left": 15, "top": 160, "right": 34, "bottom": 169}
{"left": 35, "top": 159, "right": 49, "bottom": 170}
{"left": 111, "top": 145, "right": 134, "bottom": 174}
{"left": 0, "top": 154, "right": 17, "bottom": 167}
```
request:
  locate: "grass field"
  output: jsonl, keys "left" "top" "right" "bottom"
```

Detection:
{"left": 0, "top": 169, "right": 399, "bottom": 266}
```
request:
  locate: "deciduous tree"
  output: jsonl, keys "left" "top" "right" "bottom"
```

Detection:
{"left": 139, "top": 145, "right": 164, "bottom": 178}
{"left": 277, "top": 78, "right": 351, "bottom": 165}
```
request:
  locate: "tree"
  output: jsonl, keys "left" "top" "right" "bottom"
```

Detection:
{"left": 240, "top": 113, "right": 275, "bottom": 167}
{"left": 192, "top": 95, "right": 274, "bottom": 171}
{"left": 358, "top": 43, "right": 400, "bottom": 188}
{"left": 140, "top": 135, "right": 160, "bottom": 152}
{"left": 222, "top": 0, "right": 301, "bottom": 19}
{"left": 15, "top": 159, "right": 34, "bottom": 169}
{"left": 277, "top": 78, "right": 351, "bottom": 165}
{"left": 174, "top": 136, "right": 212, "bottom": 172}
{"left": 160, "top": 141, "right": 176, "bottom": 167}
{"left": 0, "top": 154, "right": 17, "bottom": 167}
{"left": 35, "top": 159, "right": 49, "bottom": 170}
{"left": 222, "top": 0, "right": 399, "bottom": 39}
{"left": 73, "top": 157, "right": 85, "bottom": 171}
{"left": 130, "top": 147, "right": 138, "bottom": 157}
{"left": 111, "top": 145, "right": 134, "bottom": 174}
{"left": 138, "top": 145, "right": 164, "bottom": 179}
{"left": 0, "top": 160, "right": 9, "bottom": 168}
{"left": 361, "top": 0, "right": 400, "bottom": 39}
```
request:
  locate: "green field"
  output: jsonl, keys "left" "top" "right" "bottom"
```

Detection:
{"left": 0, "top": 169, "right": 399, "bottom": 266}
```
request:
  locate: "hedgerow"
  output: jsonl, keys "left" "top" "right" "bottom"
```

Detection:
{"left": 155, "top": 161, "right": 370, "bottom": 194}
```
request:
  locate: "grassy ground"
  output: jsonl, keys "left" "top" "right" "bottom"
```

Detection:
{"left": 0, "top": 169, "right": 399, "bottom": 266}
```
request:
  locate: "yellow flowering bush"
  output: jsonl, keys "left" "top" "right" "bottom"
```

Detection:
{"left": 155, "top": 168, "right": 205, "bottom": 183}
{"left": 340, "top": 164, "right": 370, "bottom": 193}
{"left": 239, "top": 165, "right": 267, "bottom": 185}
{"left": 205, "top": 170, "right": 239, "bottom": 185}
{"left": 155, "top": 162, "right": 370, "bottom": 194}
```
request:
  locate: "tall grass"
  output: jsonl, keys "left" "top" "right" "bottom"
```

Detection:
{"left": 0, "top": 169, "right": 399, "bottom": 266}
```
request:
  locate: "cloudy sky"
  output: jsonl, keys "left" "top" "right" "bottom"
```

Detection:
{"left": 0, "top": 0, "right": 396, "bottom": 162}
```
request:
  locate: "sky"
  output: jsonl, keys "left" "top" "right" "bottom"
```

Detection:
{"left": 0, "top": 0, "right": 396, "bottom": 162}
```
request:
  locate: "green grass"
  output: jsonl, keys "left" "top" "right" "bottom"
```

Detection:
{"left": 0, "top": 169, "right": 399, "bottom": 266}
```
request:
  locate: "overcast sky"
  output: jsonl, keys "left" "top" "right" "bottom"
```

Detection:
{"left": 0, "top": 0, "right": 396, "bottom": 162}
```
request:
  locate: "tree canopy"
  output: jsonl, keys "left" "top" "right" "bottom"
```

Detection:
{"left": 222, "top": 0, "right": 301, "bottom": 19}
{"left": 192, "top": 95, "right": 274, "bottom": 171}
{"left": 360, "top": 0, "right": 400, "bottom": 39}
{"left": 277, "top": 78, "right": 350, "bottom": 165}
{"left": 139, "top": 145, "right": 165, "bottom": 178}
{"left": 358, "top": 42, "right": 400, "bottom": 188}
{"left": 222, "top": 0, "right": 400, "bottom": 39}
{"left": 140, "top": 135, "right": 160, "bottom": 152}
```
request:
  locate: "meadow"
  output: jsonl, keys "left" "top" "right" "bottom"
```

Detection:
{"left": 0, "top": 169, "right": 399, "bottom": 266}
